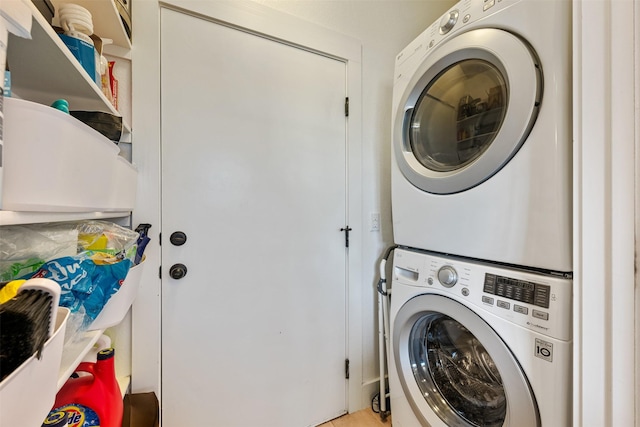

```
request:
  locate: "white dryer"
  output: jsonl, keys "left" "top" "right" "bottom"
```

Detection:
{"left": 391, "top": 0, "right": 572, "bottom": 273}
{"left": 389, "top": 248, "right": 572, "bottom": 427}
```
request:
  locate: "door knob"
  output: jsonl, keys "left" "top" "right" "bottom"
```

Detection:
{"left": 169, "top": 263, "right": 188, "bottom": 279}
{"left": 170, "top": 231, "right": 187, "bottom": 246}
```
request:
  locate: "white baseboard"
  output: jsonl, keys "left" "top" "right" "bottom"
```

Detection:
{"left": 359, "top": 377, "right": 386, "bottom": 412}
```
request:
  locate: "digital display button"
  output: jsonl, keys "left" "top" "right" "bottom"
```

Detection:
{"left": 483, "top": 274, "right": 496, "bottom": 293}
{"left": 497, "top": 300, "right": 510, "bottom": 310}
{"left": 514, "top": 305, "right": 528, "bottom": 315}
{"left": 534, "top": 284, "right": 551, "bottom": 308}
{"left": 532, "top": 310, "right": 549, "bottom": 321}
{"left": 483, "top": 274, "right": 551, "bottom": 308}
{"left": 482, "top": 296, "right": 494, "bottom": 305}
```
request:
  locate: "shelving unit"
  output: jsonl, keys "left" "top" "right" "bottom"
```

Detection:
{"left": 455, "top": 107, "right": 504, "bottom": 156}
{"left": 6, "top": 0, "right": 131, "bottom": 135}
{"left": 456, "top": 107, "right": 503, "bottom": 126}
{"left": 1, "top": 0, "right": 135, "bottom": 422}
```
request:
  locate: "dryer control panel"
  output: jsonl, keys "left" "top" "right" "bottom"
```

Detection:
{"left": 393, "top": 0, "right": 520, "bottom": 87}
{"left": 392, "top": 248, "right": 572, "bottom": 341}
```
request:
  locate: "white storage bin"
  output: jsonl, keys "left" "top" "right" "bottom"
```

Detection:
{"left": 2, "top": 98, "right": 137, "bottom": 212}
{"left": 0, "top": 307, "right": 70, "bottom": 427}
{"left": 108, "top": 155, "right": 138, "bottom": 211}
{"left": 88, "top": 256, "right": 146, "bottom": 330}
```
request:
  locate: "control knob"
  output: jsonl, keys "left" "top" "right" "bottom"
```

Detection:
{"left": 439, "top": 9, "right": 459, "bottom": 34}
{"left": 437, "top": 265, "right": 458, "bottom": 288}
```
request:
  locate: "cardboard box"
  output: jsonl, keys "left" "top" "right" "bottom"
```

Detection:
{"left": 122, "top": 392, "right": 160, "bottom": 427}
{"left": 54, "top": 26, "right": 104, "bottom": 84}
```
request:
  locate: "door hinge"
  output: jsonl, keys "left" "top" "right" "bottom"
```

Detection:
{"left": 340, "top": 226, "right": 352, "bottom": 248}
{"left": 159, "top": 266, "right": 162, "bottom": 279}
{"left": 345, "top": 359, "right": 350, "bottom": 379}
{"left": 345, "top": 97, "right": 349, "bottom": 117}
{"left": 159, "top": 232, "right": 162, "bottom": 246}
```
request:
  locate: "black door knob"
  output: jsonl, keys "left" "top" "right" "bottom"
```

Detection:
{"left": 169, "top": 263, "right": 188, "bottom": 280}
{"left": 170, "top": 231, "right": 187, "bottom": 246}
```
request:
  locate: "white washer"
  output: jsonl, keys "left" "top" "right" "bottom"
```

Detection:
{"left": 391, "top": 0, "right": 572, "bottom": 273}
{"left": 389, "top": 248, "right": 572, "bottom": 427}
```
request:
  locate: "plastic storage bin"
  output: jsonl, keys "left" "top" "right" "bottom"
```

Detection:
{"left": 0, "top": 307, "right": 70, "bottom": 427}
{"left": 2, "top": 98, "right": 137, "bottom": 212}
{"left": 108, "top": 155, "right": 138, "bottom": 211}
{"left": 88, "top": 257, "right": 146, "bottom": 330}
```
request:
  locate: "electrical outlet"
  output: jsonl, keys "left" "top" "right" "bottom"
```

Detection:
{"left": 370, "top": 212, "right": 381, "bottom": 232}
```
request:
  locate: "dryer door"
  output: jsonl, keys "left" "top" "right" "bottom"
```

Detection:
{"left": 393, "top": 28, "right": 541, "bottom": 194}
{"left": 393, "top": 294, "right": 540, "bottom": 427}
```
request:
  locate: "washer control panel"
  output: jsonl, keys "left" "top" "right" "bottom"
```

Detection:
{"left": 392, "top": 248, "right": 572, "bottom": 341}
{"left": 483, "top": 274, "right": 550, "bottom": 308}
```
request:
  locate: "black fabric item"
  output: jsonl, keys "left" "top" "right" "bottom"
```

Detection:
{"left": 70, "top": 111, "right": 123, "bottom": 142}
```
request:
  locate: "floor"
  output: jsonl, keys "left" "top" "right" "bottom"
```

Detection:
{"left": 319, "top": 408, "right": 391, "bottom": 427}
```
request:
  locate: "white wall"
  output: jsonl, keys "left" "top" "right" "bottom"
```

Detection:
{"left": 252, "top": 0, "right": 454, "bottom": 402}
{"left": 572, "top": 1, "right": 638, "bottom": 425}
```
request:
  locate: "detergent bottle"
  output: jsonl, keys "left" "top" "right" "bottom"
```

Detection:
{"left": 49, "top": 348, "right": 123, "bottom": 427}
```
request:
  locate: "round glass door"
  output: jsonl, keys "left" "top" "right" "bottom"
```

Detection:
{"left": 393, "top": 29, "right": 541, "bottom": 194}
{"left": 409, "top": 312, "right": 506, "bottom": 426}
{"left": 409, "top": 60, "right": 507, "bottom": 173}
{"left": 393, "top": 294, "right": 540, "bottom": 427}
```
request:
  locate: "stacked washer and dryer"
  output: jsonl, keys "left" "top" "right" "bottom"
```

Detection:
{"left": 388, "top": 0, "right": 573, "bottom": 426}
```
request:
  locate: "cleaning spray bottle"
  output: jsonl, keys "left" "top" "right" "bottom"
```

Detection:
{"left": 49, "top": 348, "right": 123, "bottom": 427}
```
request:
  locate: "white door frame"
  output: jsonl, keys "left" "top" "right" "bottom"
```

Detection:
{"left": 131, "top": 0, "right": 363, "bottom": 412}
{"left": 572, "top": 1, "right": 638, "bottom": 426}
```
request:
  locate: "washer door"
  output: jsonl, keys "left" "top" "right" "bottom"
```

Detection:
{"left": 393, "top": 29, "right": 541, "bottom": 194}
{"left": 393, "top": 294, "right": 540, "bottom": 427}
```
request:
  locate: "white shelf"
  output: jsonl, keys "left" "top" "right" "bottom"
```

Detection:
{"left": 57, "top": 329, "right": 105, "bottom": 390}
{"left": 6, "top": 1, "right": 131, "bottom": 133}
{"left": 0, "top": 210, "right": 131, "bottom": 226}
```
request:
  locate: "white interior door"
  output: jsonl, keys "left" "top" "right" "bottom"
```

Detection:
{"left": 160, "top": 8, "right": 348, "bottom": 427}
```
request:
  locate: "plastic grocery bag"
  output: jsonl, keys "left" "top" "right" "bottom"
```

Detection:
{"left": 7, "top": 220, "right": 140, "bottom": 340}
{"left": 76, "top": 220, "right": 139, "bottom": 262}
{"left": 0, "top": 223, "right": 78, "bottom": 282}
{"left": 0, "top": 220, "right": 139, "bottom": 282}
